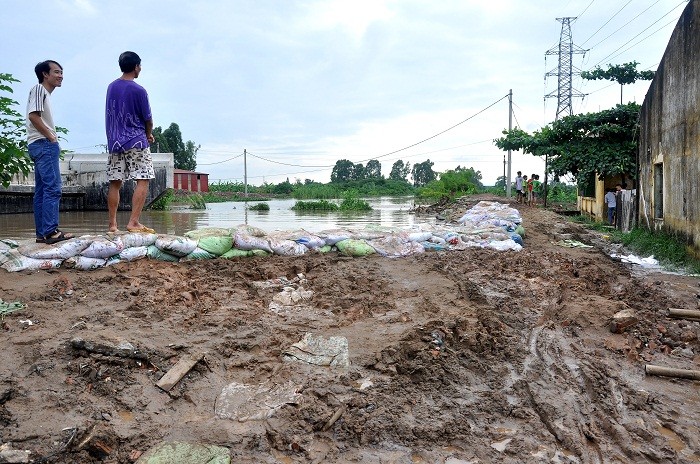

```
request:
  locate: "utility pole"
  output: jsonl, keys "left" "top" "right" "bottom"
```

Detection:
{"left": 506, "top": 89, "right": 512, "bottom": 197}
{"left": 544, "top": 17, "right": 587, "bottom": 207}
{"left": 503, "top": 154, "right": 506, "bottom": 193}
{"left": 243, "top": 149, "right": 248, "bottom": 197}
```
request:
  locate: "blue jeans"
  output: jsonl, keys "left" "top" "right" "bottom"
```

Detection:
{"left": 607, "top": 206, "right": 616, "bottom": 225}
{"left": 28, "top": 139, "right": 62, "bottom": 238}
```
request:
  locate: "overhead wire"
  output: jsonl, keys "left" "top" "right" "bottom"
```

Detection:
{"left": 587, "top": 0, "right": 664, "bottom": 50}
{"left": 589, "top": 0, "right": 687, "bottom": 68}
{"left": 580, "top": 0, "right": 633, "bottom": 45}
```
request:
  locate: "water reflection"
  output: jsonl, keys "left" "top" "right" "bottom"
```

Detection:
{"left": 0, "top": 196, "right": 430, "bottom": 240}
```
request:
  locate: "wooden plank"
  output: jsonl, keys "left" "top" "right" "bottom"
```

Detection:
{"left": 156, "top": 352, "right": 205, "bottom": 392}
{"left": 668, "top": 308, "right": 700, "bottom": 320}
{"left": 645, "top": 364, "right": 700, "bottom": 381}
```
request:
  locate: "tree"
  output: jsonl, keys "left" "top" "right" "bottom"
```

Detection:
{"left": 581, "top": 61, "right": 655, "bottom": 105}
{"left": 330, "top": 159, "right": 354, "bottom": 182}
{"left": 152, "top": 122, "right": 199, "bottom": 171}
{"left": 389, "top": 160, "right": 411, "bottom": 182}
{"left": 0, "top": 73, "right": 31, "bottom": 187}
{"left": 365, "top": 159, "right": 382, "bottom": 179}
{"left": 411, "top": 159, "right": 436, "bottom": 187}
{"left": 418, "top": 167, "right": 483, "bottom": 199}
{"left": 495, "top": 175, "right": 507, "bottom": 190}
{"left": 494, "top": 103, "right": 640, "bottom": 189}
{"left": 352, "top": 163, "right": 365, "bottom": 181}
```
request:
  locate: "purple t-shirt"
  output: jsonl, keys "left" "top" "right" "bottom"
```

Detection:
{"left": 105, "top": 79, "right": 152, "bottom": 153}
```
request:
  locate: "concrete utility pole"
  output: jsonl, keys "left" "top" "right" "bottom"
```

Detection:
{"left": 544, "top": 17, "right": 587, "bottom": 206}
{"left": 506, "top": 89, "right": 513, "bottom": 197}
{"left": 244, "top": 149, "right": 248, "bottom": 197}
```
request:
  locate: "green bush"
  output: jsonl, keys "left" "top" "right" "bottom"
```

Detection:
{"left": 149, "top": 189, "right": 174, "bottom": 210}
{"left": 291, "top": 200, "right": 340, "bottom": 211}
{"left": 248, "top": 202, "right": 270, "bottom": 211}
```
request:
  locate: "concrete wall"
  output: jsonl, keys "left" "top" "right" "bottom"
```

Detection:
{"left": 638, "top": 0, "right": 700, "bottom": 252}
{"left": 0, "top": 153, "right": 173, "bottom": 213}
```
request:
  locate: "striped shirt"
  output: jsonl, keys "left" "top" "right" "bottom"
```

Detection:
{"left": 26, "top": 84, "right": 56, "bottom": 144}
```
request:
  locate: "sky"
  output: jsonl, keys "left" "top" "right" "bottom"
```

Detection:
{"left": 1, "top": 0, "right": 690, "bottom": 186}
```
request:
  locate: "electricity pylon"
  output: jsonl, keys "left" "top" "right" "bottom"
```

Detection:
{"left": 545, "top": 17, "right": 587, "bottom": 121}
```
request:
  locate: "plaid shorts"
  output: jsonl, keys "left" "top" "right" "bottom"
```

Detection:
{"left": 107, "top": 147, "right": 155, "bottom": 181}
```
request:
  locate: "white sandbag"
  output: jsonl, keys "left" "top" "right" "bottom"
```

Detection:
{"left": 269, "top": 238, "right": 307, "bottom": 256}
{"left": 184, "top": 227, "right": 232, "bottom": 240}
{"left": 1, "top": 249, "right": 62, "bottom": 272}
{"left": 120, "top": 232, "right": 157, "bottom": 248}
{"left": 118, "top": 246, "right": 149, "bottom": 262}
{"left": 19, "top": 236, "right": 93, "bottom": 260}
{"left": 155, "top": 235, "right": 197, "bottom": 257}
{"left": 369, "top": 235, "right": 425, "bottom": 257}
{"left": 487, "top": 239, "right": 522, "bottom": 252}
{"left": 0, "top": 239, "right": 19, "bottom": 251}
{"left": 81, "top": 236, "right": 124, "bottom": 259}
{"left": 64, "top": 256, "right": 107, "bottom": 270}
{"left": 234, "top": 224, "right": 267, "bottom": 238}
{"left": 180, "top": 247, "right": 217, "bottom": 261}
{"left": 407, "top": 231, "right": 433, "bottom": 242}
{"left": 317, "top": 229, "right": 352, "bottom": 246}
{"left": 234, "top": 232, "right": 272, "bottom": 253}
{"left": 285, "top": 230, "right": 325, "bottom": 249}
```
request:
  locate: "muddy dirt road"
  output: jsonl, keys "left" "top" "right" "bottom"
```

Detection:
{"left": 1, "top": 198, "right": 700, "bottom": 463}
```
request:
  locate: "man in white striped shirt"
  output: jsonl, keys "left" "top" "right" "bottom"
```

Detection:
{"left": 26, "top": 60, "right": 73, "bottom": 244}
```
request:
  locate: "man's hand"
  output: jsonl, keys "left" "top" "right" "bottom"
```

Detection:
{"left": 147, "top": 134, "right": 155, "bottom": 143}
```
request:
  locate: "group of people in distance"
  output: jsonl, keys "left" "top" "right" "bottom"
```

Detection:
{"left": 26, "top": 51, "right": 155, "bottom": 245}
{"left": 604, "top": 183, "right": 626, "bottom": 226}
{"left": 514, "top": 171, "right": 541, "bottom": 206}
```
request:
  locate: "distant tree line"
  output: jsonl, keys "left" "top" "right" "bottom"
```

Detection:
{"left": 330, "top": 158, "right": 438, "bottom": 187}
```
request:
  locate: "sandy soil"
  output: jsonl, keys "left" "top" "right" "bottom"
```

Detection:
{"left": 2, "top": 196, "right": 700, "bottom": 463}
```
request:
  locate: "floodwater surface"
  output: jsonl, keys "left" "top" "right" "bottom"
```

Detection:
{"left": 0, "top": 197, "right": 429, "bottom": 240}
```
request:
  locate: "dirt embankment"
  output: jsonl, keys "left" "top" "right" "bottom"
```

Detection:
{"left": 1, "top": 198, "right": 700, "bottom": 463}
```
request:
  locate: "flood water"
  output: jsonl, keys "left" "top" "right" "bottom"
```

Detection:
{"left": 0, "top": 197, "right": 431, "bottom": 240}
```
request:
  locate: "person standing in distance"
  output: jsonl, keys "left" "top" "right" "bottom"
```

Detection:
{"left": 27, "top": 60, "right": 74, "bottom": 244}
{"left": 106, "top": 51, "right": 156, "bottom": 234}
{"left": 514, "top": 171, "right": 524, "bottom": 203}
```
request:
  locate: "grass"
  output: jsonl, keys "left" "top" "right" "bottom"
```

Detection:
{"left": 291, "top": 200, "right": 340, "bottom": 211}
{"left": 570, "top": 214, "right": 700, "bottom": 273}
{"left": 247, "top": 202, "right": 270, "bottom": 211}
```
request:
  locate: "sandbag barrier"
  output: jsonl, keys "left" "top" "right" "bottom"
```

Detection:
{"left": 0, "top": 201, "right": 524, "bottom": 272}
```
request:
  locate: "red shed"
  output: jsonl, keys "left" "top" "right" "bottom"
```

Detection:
{"left": 174, "top": 169, "right": 209, "bottom": 192}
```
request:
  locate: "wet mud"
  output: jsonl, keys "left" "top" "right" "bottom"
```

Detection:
{"left": 1, "top": 198, "right": 700, "bottom": 463}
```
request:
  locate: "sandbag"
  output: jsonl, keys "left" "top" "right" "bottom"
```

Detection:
{"left": 81, "top": 236, "right": 124, "bottom": 259}
{"left": 155, "top": 235, "right": 197, "bottom": 257}
{"left": 317, "top": 229, "right": 352, "bottom": 246}
{"left": 0, "top": 249, "right": 62, "bottom": 272}
{"left": 234, "top": 232, "right": 272, "bottom": 253}
{"left": 0, "top": 239, "right": 19, "bottom": 251}
{"left": 249, "top": 249, "right": 271, "bottom": 257}
{"left": 180, "top": 247, "right": 217, "bottom": 261}
{"left": 269, "top": 238, "right": 307, "bottom": 256}
{"left": 64, "top": 256, "right": 107, "bottom": 270}
{"left": 19, "top": 236, "right": 93, "bottom": 260}
{"left": 119, "top": 246, "right": 149, "bottom": 262}
{"left": 220, "top": 248, "right": 251, "bottom": 259}
{"left": 184, "top": 227, "right": 232, "bottom": 240}
{"left": 335, "top": 239, "right": 376, "bottom": 257}
{"left": 197, "top": 235, "right": 233, "bottom": 256}
{"left": 120, "top": 232, "right": 158, "bottom": 248}
{"left": 285, "top": 230, "right": 325, "bottom": 249}
{"left": 234, "top": 224, "right": 267, "bottom": 237}
{"left": 370, "top": 236, "right": 425, "bottom": 257}
{"left": 147, "top": 245, "right": 180, "bottom": 262}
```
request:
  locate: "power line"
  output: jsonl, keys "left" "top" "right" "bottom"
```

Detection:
{"left": 588, "top": 0, "right": 664, "bottom": 50}
{"left": 580, "top": 0, "right": 633, "bottom": 45}
{"left": 589, "top": 0, "right": 687, "bottom": 68}
{"left": 573, "top": 0, "right": 596, "bottom": 23}
{"left": 198, "top": 153, "right": 244, "bottom": 166}
{"left": 599, "top": 17, "right": 679, "bottom": 66}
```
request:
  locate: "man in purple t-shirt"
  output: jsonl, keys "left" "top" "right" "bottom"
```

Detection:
{"left": 105, "top": 51, "right": 156, "bottom": 234}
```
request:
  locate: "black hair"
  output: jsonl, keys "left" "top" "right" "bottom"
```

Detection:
{"left": 118, "top": 51, "right": 141, "bottom": 73}
{"left": 34, "top": 60, "right": 62, "bottom": 83}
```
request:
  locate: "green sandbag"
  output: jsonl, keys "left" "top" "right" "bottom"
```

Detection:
{"left": 147, "top": 245, "right": 179, "bottom": 262}
{"left": 335, "top": 239, "right": 376, "bottom": 257}
{"left": 180, "top": 247, "right": 216, "bottom": 261}
{"left": 197, "top": 236, "right": 233, "bottom": 256}
{"left": 220, "top": 248, "right": 251, "bottom": 259}
{"left": 249, "top": 249, "right": 271, "bottom": 257}
{"left": 318, "top": 245, "right": 333, "bottom": 253}
{"left": 515, "top": 225, "right": 525, "bottom": 238}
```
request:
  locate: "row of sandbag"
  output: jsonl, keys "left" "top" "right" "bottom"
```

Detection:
{"left": 0, "top": 202, "right": 524, "bottom": 272}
